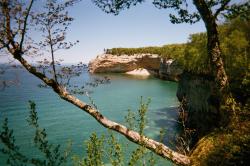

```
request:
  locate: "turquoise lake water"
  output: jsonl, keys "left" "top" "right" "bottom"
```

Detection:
{"left": 0, "top": 67, "right": 180, "bottom": 165}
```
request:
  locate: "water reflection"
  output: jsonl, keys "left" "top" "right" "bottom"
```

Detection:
{"left": 150, "top": 106, "right": 181, "bottom": 150}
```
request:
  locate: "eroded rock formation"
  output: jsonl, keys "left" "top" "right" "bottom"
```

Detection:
{"left": 88, "top": 54, "right": 183, "bottom": 81}
{"left": 88, "top": 54, "right": 161, "bottom": 73}
{"left": 159, "top": 58, "right": 184, "bottom": 81}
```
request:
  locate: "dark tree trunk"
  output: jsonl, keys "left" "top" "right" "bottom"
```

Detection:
{"left": 206, "top": 19, "right": 228, "bottom": 92}
{"left": 193, "top": 0, "right": 229, "bottom": 92}
{"left": 176, "top": 0, "right": 231, "bottom": 142}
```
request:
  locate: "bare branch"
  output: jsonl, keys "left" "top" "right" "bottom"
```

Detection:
{"left": 12, "top": 50, "right": 190, "bottom": 165}
{"left": 19, "top": 0, "right": 34, "bottom": 50}
{"left": 2, "top": 0, "right": 16, "bottom": 50}
{"left": 214, "top": 0, "right": 230, "bottom": 18}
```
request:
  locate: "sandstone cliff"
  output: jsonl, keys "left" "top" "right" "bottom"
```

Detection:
{"left": 159, "top": 59, "right": 183, "bottom": 81}
{"left": 88, "top": 54, "right": 160, "bottom": 73}
{"left": 176, "top": 72, "right": 222, "bottom": 144}
{"left": 88, "top": 54, "right": 183, "bottom": 81}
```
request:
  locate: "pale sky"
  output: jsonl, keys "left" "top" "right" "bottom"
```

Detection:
{"left": 1, "top": 0, "right": 206, "bottom": 64}
{"left": 51, "top": 0, "right": 207, "bottom": 64}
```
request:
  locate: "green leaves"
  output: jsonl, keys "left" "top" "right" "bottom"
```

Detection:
{"left": 72, "top": 97, "right": 163, "bottom": 166}
{"left": 27, "top": 100, "right": 39, "bottom": 127}
{"left": 83, "top": 133, "right": 105, "bottom": 166}
{"left": 106, "top": 43, "right": 186, "bottom": 59}
{"left": 107, "top": 132, "right": 123, "bottom": 166}
{"left": 153, "top": 0, "right": 200, "bottom": 24}
{"left": 92, "top": 0, "right": 144, "bottom": 15}
{"left": 125, "top": 97, "right": 150, "bottom": 135}
{"left": 26, "top": 101, "right": 70, "bottom": 166}
{"left": 224, "top": 1, "right": 250, "bottom": 20}
{"left": 0, "top": 118, "right": 30, "bottom": 166}
{"left": 125, "top": 109, "right": 136, "bottom": 131}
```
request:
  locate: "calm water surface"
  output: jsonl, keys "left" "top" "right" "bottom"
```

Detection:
{"left": 0, "top": 67, "right": 180, "bottom": 165}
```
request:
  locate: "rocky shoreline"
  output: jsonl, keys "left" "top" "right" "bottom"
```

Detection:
{"left": 88, "top": 53, "right": 183, "bottom": 81}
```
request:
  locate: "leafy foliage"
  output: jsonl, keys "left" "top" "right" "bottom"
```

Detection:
{"left": 107, "top": 132, "right": 123, "bottom": 166}
{"left": 183, "top": 32, "right": 208, "bottom": 73}
{"left": 73, "top": 97, "right": 158, "bottom": 166}
{"left": 225, "top": 1, "right": 250, "bottom": 20}
{"left": 184, "top": 18, "right": 249, "bottom": 103}
{"left": 190, "top": 101, "right": 250, "bottom": 166}
{"left": 27, "top": 101, "right": 71, "bottom": 166}
{"left": 125, "top": 97, "right": 150, "bottom": 135}
{"left": 153, "top": 0, "right": 200, "bottom": 24}
{"left": 0, "top": 118, "right": 30, "bottom": 166}
{"left": 82, "top": 133, "right": 105, "bottom": 166}
{"left": 92, "top": 0, "right": 144, "bottom": 15}
{"left": 106, "top": 43, "right": 186, "bottom": 59}
{"left": 93, "top": 0, "right": 250, "bottom": 24}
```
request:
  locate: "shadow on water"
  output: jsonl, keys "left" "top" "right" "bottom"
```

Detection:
{"left": 151, "top": 106, "right": 182, "bottom": 150}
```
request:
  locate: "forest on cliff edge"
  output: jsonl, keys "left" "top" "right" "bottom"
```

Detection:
{"left": 106, "top": 17, "right": 249, "bottom": 84}
{"left": 107, "top": 17, "right": 249, "bottom": 105}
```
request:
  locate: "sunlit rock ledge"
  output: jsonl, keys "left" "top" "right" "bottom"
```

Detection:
{"left": 88, "top": 54, "right": 160, "bottom": 73}
{"left": 125, "top": 68, "right": 151, "bottom": 76}
{"left": 88, "top": 53, "right": 183, "bottom": 81}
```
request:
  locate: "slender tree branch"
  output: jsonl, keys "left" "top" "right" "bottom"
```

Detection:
{"left": 2, "top": 0, "right": 16, "bottom": 50}
{"left": 48, "top": 28, "right": 58, "bottom": 82}
{"left": 20, "top": 0, "right": 34, "bottom": 50}
{"left": 0, "top": 38, "right": 6, "bottom": 49}
{"left": 193, "top": 0, "right": 213, "bottom": 26}
{"left": 214, "top": 0, "right": 230, "bottom": 18}
{"left": 12, "top": 50, "right": 190, "bottom": 166}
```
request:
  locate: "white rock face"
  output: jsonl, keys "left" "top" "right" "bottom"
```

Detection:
{"left": 88, "top": 53, "right": 183, "bottom": 81}
{"left": 125, "top": 68, "right": 151, "bottom": 76}
{"left": 159, "top": 58, "right": 183, "bottom": 81}
{"left": 88, "top": 54, "right": 161, "bottom": 73}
